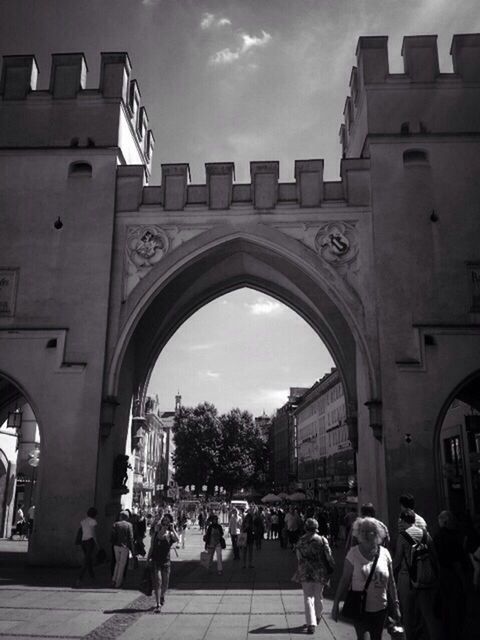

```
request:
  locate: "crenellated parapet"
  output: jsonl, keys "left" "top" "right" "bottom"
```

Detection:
{"left": 340, "top": 33, "right": 480, "bottom": 158}
{"left": 0, "top": 52, "right": 154, "bottom": 177}
{"left": 117, "top": 158, "right": 371, "bottom": 212}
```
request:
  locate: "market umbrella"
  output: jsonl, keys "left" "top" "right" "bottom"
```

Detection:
{"left": 277, "top": 492, "right": 290, "bottom": 500}
{"left": 261, "top": 493, "right": 280, "bottom": 503}
{"left": 288, "top": 491, "right": 307, "bottom": 501}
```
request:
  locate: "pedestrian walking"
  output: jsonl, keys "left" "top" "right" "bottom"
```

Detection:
{"left": 295, "top": 517, "right": 335, "bottom": 634}
{"left": 347, "top": 503, "right": 390, "bottom": 550}
{"left": 253, "top": 506, "right": 265, "bottom": 550}
{"left": 204, "top": 514, "right": 225, "bottom": 575}
{"left": 74, "top": 507, "right": 98, "bottom": 588}
{"left": 27, "top": 504, "right": 35, "bottom": 539}
{"left": 241, "top": 507, "right": 256, "bottom": 568}
{"left": 466, "top": 514, "right": 480, "bottom": 591}
{"left": 285, "top": 507, "right": 302, "bottom": 549}
{"left": 393, "top": 508, "right": 441, "bottom": 640}
{"left": 332, "top": 517, "right": 400, "bottom": 640}
{"left": 177, "top": 510, "right": 187, "bottom": 549}
{"left": 14, "top": 504, "right": 26, "bottom": 539}
{"left": 147, "top": 515, "right": 179, "bottom": 613}
{"left": 229, "top": 507, "right": 242, "bottom": 560}
{"left": 111, "top": 511, "right": 135, "bottom": 588}
{"left": 398, "top": 493, "right": 427, "bottom": 531}
{"left": 434, "top": 510, "right": 470, "bottom": 640}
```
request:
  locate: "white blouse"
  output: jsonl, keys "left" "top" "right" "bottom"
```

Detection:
{"left": 346, "top": 545, "right": 391, "bottom": 612}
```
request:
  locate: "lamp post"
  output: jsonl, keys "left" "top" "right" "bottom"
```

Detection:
{"left": 7, "top": 407, "right": 23, "bottom": 431}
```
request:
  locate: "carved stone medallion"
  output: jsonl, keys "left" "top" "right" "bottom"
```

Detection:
{"left": 315, "top": 222, "right": 358, "bottom": 266}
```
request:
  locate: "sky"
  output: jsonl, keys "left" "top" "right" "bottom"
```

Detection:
{"left": 148, "top": 288, "right": 334, "bottom": 415}
{"left": 1, "top": 0, "right": 479, "bottom": 184}
{"left": 1, "top": 1, "right": 479, "bottom": 415}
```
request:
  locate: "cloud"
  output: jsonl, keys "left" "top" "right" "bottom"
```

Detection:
{"left": 200, "top": 369, "right": 221, "bottom": 379}
{"left": 209, "top": 29, "right": 272, "bottom": 66}
{"left": 245, "top": 298, "right": 282, "bottom": 316}
{"left": 255, "top": 388, "right": 289, "bottom": 405}
{"left": 201, "top": 12, "right": 231, "bottom": 30}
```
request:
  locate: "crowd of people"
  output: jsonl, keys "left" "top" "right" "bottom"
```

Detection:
{"left": 73, "top": 496, "right": 480, "bottom": 637}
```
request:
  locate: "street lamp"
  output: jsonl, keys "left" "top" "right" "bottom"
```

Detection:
{"left": 7, "top": 407, "right": 23, "bottom": 430}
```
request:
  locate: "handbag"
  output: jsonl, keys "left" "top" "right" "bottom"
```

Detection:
{"left": 237, "top": 532, "right": 248, "bottom": 548}
{"left": 139, "top": 566, "right": 153, "bottom": 596}
{"left": 341, "top": 550, "right": 379, "bottom": 621}
{"left": 74, "top": 527, "right": 82, "bottom": 546}
{"left": 220, "top": 537, "right": 226, "bottom": 550}
{"left": 200, "top": 550, "right": 210, "bottom": 569}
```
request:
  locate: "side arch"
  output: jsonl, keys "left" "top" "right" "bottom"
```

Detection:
{"left": 433, "top": 368, "right": 480, "bottom": 508}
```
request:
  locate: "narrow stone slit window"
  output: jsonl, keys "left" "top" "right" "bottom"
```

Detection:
{"left": 68, "top": 161, "right": 92, "bottom": 177}
{"left": 403, "top": 149, "right": 429, "bottom": 165}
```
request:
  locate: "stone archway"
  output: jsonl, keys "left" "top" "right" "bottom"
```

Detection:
{"left": 98, "top": 227, "right": 384, "bottom": 527}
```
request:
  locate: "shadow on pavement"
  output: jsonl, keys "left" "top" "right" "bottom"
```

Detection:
{"left": 249, "top": 625, "right": 306, "bottom": 635}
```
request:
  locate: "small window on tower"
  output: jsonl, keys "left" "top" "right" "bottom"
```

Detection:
{"left": 68, "top": 161, "right": 92, "bottom": 177}
{"left": 403, "top": 149, "right": 429, "bottom": 165}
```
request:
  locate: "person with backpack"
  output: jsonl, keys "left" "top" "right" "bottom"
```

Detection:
{"left": 393, "top": 509, "right": 441, "bottom": 640}
{"left": 147, "top": 515, "right": 179, "bottom": 613}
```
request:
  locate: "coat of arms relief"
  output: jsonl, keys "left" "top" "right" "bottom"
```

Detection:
{"left": 123, "top": 220, "right": 360, "bottom": 300}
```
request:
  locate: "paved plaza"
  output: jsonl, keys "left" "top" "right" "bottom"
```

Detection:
{"left": 0, "top": 527, "right": 358, "bottom": 640}
{"left": 0, "top": 526, "right": 477, "bottom": 640}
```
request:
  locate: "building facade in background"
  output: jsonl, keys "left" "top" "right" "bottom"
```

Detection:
{"left": 296, "top": 369, "right": 355, "bottom": 503}
{"left": 271, "top": 388, "right": 308, "bottom": 492}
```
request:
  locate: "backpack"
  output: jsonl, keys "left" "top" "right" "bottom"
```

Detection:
{"left": 401, "top": 529, "right": 437, "bottom": 589}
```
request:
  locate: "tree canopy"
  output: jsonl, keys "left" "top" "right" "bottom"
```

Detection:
{"left": 172, "top": 403, "right": 270, "bottom": 497}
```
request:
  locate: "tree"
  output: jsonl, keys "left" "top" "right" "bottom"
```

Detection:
{"left": 173, "top": 403, "right": 271, "bottom": 498}
{"left": 217, "top": 408, "right": 258, "bottom": 498}
{"left": 172, "top": 402, "right": 222, "bottom": 494}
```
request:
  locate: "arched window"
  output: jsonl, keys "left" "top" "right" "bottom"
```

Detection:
{"left": 68, "top": 161, "right": 92, "bottom": 177}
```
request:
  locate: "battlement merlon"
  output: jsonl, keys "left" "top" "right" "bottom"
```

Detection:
{"left": 116, "top": 158, "right": 371, "bottom": 212}
{"left": 342, "top": 33, "right": 480, "bottom": 158}
{"left": 0, "top": 52, "right": 154, "bottom": 179}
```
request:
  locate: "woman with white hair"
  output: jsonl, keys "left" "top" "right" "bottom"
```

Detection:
{"left": 295, "top": 517, "right": 335, "bottom": 634}
{"left": 332, "top": 517, "right": 400, "bottom": 640}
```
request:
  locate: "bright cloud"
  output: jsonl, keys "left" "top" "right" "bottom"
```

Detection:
{"left": 255, "top": 388, "right": 289, "bottom": 406}
{"left": 245, "top": 298, "right": 282, "bottom": 316}
{"left": 200, "top": 369, "right": 221, "bottom": 379}
{"left": 201, "top": 12, "right": 231, "bottom": 30}
{"left": 209, "top": 29, "right": 272, "bottom": 66}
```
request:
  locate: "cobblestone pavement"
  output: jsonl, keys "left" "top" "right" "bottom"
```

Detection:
{"left": 0, "top": 528, "right": 477, "bottom": 640}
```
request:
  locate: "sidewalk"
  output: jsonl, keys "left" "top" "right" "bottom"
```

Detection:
{"left": 0, "top": 528, "right": 476, "bottom": 640}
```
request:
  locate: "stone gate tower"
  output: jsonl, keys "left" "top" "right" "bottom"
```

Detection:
{"left": 0, "top": 35, "right": 479, "bottom": 564}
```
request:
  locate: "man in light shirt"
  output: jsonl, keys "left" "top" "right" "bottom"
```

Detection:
{"left": 397, "top": 493, "right": 427, "bottom": 532}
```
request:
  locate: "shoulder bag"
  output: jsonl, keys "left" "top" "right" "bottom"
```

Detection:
{"left": 341, "top": 550, "right": 379, "bottom": 621}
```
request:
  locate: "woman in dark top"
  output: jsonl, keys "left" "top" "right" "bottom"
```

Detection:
{"left": 147, "top": 515, "right": 179, "bottom": 613}
{"left": 241, "top": 507, "right": 256, "bottom": 568}
{"left": 203, "top": 514, "right": 225, "bottom": 574}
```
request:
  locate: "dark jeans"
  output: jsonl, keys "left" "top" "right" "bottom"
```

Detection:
{"left": 354, "top": 609, "right": 387, "bottom": 640}
{"left": 79, "top": 538, "right": 96, "bottom": 580}
{"left": 242, "top": 542, "right": 254, "bottom": 567}
{"left": 231, "top": 534, "right": 240, "bottom": 559}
